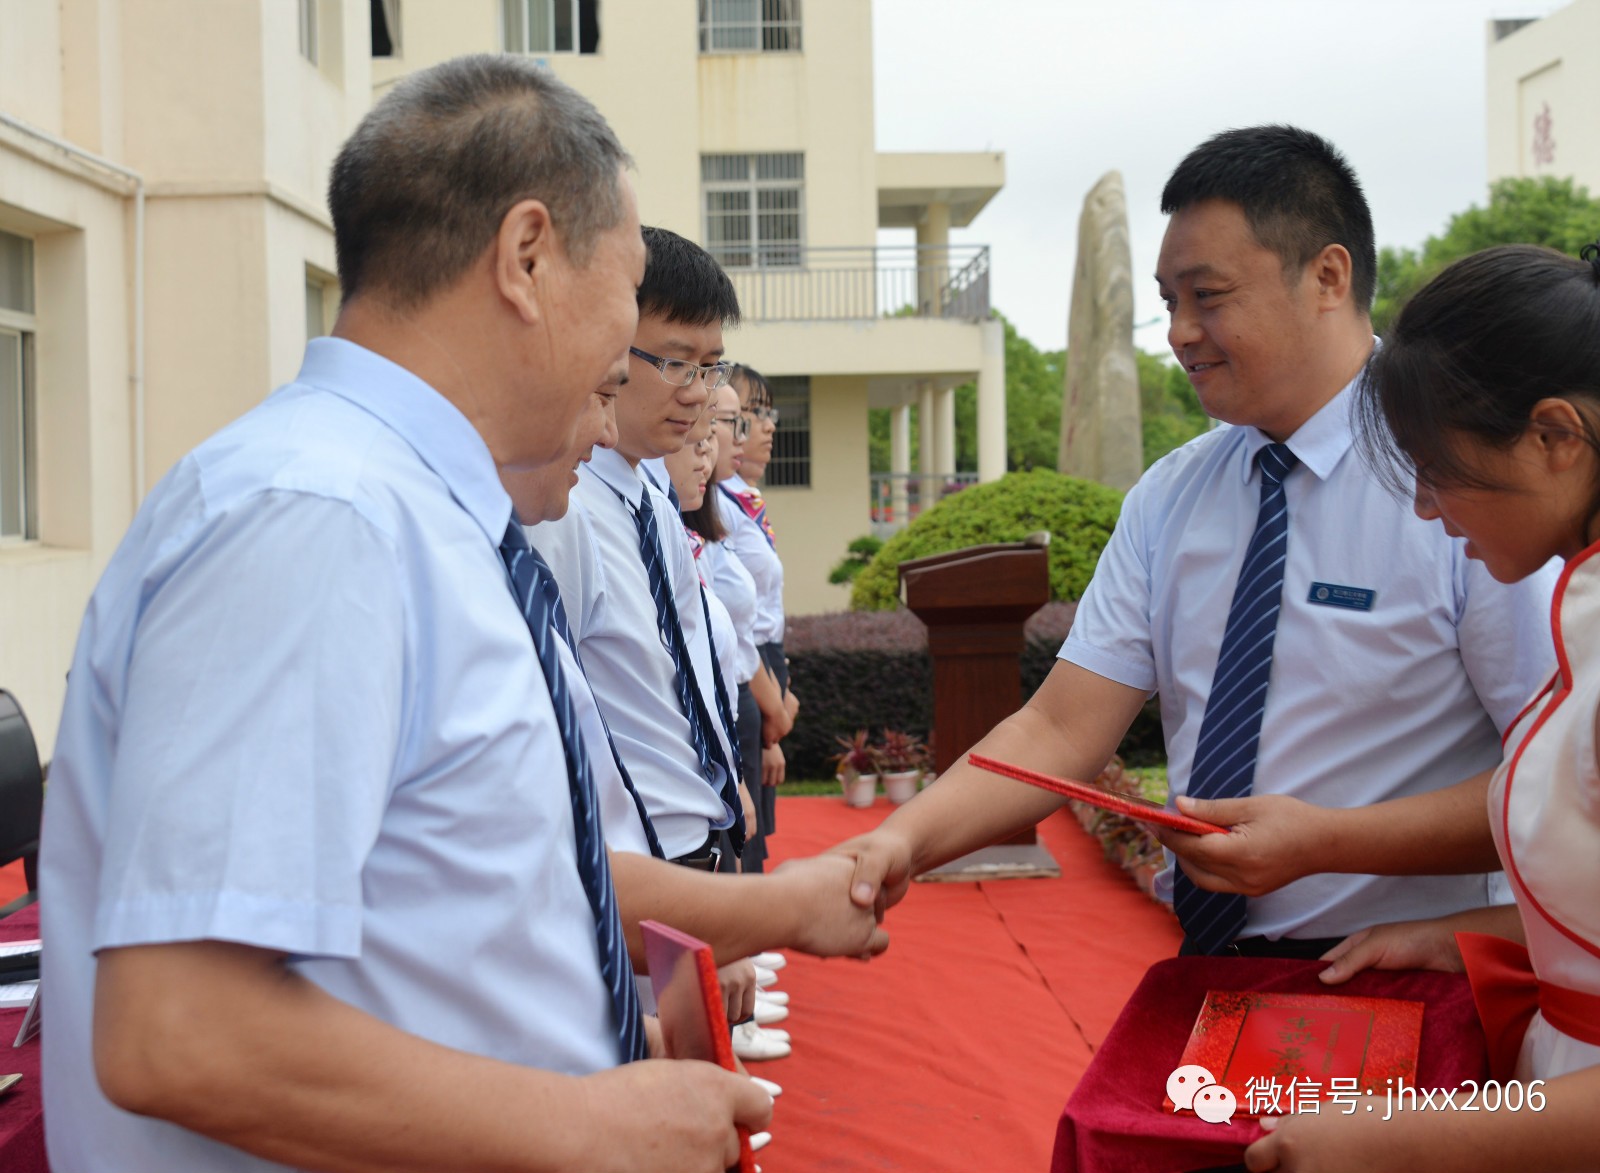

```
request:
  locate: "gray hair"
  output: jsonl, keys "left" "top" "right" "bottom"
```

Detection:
{"left": 329, "top": 54, "right": 631, "bottom": 307}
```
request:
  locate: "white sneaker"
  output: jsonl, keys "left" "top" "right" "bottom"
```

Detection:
{"left": 753, "top": 1000, "right": 788, "bottom": 1026}
{"left": 754, "top": 965, "right": 778, "bottom": 988}
{"left": 751, "top": 951, "right": 787, "bottom": 970}
{"left": 732, "top": 1021, "right": 790, "bottom": 1061}
{"left": 755, "top": 988, "right": 789, "bottom": 1007}
{"left": 751, "top": 1075, "right": 783, "bottom": 1097}
{"left": 750, "top": 1131, "right": 772, "bottom": 1152}
{"left": 752, "top": 1024, "right": 790, "bottom": 1043}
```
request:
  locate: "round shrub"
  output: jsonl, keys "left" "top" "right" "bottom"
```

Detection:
{"left": 849, "top": 469, "right": 1124, "bottom": 611}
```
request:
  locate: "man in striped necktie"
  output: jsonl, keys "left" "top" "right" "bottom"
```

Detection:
{"left": 833, "top": 125, "right": 1555, "bottom": 964}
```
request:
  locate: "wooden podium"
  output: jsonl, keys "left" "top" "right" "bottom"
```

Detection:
{"left": 899, "top": 537, "right": 1060, "bottom": 880}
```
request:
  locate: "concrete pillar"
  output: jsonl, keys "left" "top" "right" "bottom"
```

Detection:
{"left": 889, "top": 401, "right": 912, "bottom": 527}
{"left": 977, "top": 315, "right": 1007, "bottom": 482}
{"left": 935, "top": 385, "right": 956, "bottom": 484}
{"left": 917, "top": 380, "right": 938, "bottom": 516}
{"left": 915, "top": 200, "right": 951, "bottom": 315}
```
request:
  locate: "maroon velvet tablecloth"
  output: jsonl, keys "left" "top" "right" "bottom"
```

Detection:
{"left": 1051, "top": 956, "right": 1489, "bottom": 1173}
{"left": 0, "top": 903, "right": 45, "bottom": 1173}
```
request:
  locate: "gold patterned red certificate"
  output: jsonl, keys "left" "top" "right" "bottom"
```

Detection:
{"left": 1164, "top": 990, "right": 1424, "bottom": 1116}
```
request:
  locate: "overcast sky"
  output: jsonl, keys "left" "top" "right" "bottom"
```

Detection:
{"left": 872, "top": 0, "right": 1568, "bottom": 356}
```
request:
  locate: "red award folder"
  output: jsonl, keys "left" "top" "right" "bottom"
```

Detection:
{"left": 1164, "top": 989, "right": 1425, "bottom": 1116}
{"left": 968, "top": 753, "right": 1227, "bottom": 836}
{"left": 641, "top": 920, "right": 756, "bottom": 1173}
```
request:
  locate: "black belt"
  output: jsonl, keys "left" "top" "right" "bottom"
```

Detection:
{"left": 671, "top": 831, "right": 723, "bottom": 873}
{"left": 1180, "top": 935, "right": 1345, "bottom": 960}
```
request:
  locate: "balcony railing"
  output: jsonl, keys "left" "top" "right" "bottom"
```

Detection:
{"left": 869, "top": 470, "right": 980, "bottom": 538}
{"left": 711, "top": 244, "right": 991, "bottom": 323}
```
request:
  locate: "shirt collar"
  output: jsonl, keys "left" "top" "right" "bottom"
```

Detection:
{"left": 296, "top": 337, "right": 513, "bottom": 545}
{"left": 586, "top": 446, "right": 645, "bottom": 506}
{"left": 1236, "top": 349, "right": 1372, "bottom": 485}
{"left": 721, "top": 472, "right": 751, "bottom": 494}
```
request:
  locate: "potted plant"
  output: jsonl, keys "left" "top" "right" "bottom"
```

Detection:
{"left": 875, "top": 729, "right": 929, "bottom": 805}
{"left": 831, "top": 729, "right": 880, "bottom": 808}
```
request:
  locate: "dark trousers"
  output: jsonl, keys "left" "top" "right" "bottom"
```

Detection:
{"left": 736, "top": 683, "right": 768, "bottom": 872}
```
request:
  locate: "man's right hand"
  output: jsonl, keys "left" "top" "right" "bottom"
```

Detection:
{"left": 827, "top": 827, "right": 916, "bottom": 917}
{"left": 584, "top": 1059, "right": 772, "bottom": 1173}
{"left": 770, "top": 853, "right": 891, "bottom": 957}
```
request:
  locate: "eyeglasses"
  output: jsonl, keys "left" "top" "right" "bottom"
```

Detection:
{"left": 629, "top": 346, "right": 733, "bottom": 390}
{"left": 711, "top": 412, "right": 750, "bottom": 440}
{"left": 743, "top": 406, "right": 780, "bottom": 425}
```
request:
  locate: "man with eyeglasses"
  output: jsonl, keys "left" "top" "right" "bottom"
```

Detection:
{"left": 529, "top": 226, "right": 746, "bottom": 876}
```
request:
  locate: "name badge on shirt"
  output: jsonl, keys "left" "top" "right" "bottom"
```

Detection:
{"left": 1307, "top": 582, "right": 1376, "bottom": 612}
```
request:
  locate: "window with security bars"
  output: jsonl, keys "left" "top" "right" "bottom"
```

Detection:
{"left": 701, "top": 153, "right": 804, "bottom": 269}
{"left": 502, "top": 0, "right": 600, "bottom": 54}
{"left": 763, "top": 376, "right": 810, "bottom": 488}
{"left": 699, "top": 0, "right": 801, "bottom": 52}
{"left": 0, "top": 228, "right": 37, "bottom": 542}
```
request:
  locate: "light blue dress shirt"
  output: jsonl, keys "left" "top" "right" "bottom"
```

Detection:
{"left": 529, "top": 448, "right": 736, "bottom": 858}
{"left": 1062, "top": 378, "right": 1558, "bottom": 941}
{"left": 40, "top": 338, "right": 619, "bottom": 1173}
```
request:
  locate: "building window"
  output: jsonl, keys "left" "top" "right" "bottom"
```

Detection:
{"left": 298, "top": 0, "right": 319, "bottom": 64}
{"left": 701, "top": 153, "right": 804, "bottom": 269}
{"left": 502, "top": 0, "right": 600, "bottom": 55}
{"left": 305, "top": 268, "right": 338, "bottom": 342}
{"left": 699, "top": 0, "right": 801, "bottom": 52}
{"left": 0, "top": 229, "right": 37, "bottom": 542}
{"left": 763, "top": 376, "right": 810, "bottom": 488}
{"left": 371, "top": 0, "right": 400, "bottom": 56}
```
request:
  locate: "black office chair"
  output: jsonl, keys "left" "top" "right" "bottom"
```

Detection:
{"left": 0, "top": 690, "right": 43, "bottom": 917}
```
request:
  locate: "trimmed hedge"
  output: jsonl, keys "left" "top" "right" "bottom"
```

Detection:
{"left": 849, "top": 469, "right": 1124, "bottom": 611}
{"left": 784, "top": 602, "right": 1163, "bottom": 780}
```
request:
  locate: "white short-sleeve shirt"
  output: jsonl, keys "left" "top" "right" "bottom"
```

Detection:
{"left": 703, "top": 540, "right": 761, "bottom": 686}
{"left": 717, "top": 474, "right": 785, "bottom": 644}
{"left": 529, "top": 449, "right": 736, "bottom": 858}
{"left": 1061, "top": 376, "right": 1558, "bottom": 941}
{"left": 40, "top": 339, "right": 619, "bottom": 1173}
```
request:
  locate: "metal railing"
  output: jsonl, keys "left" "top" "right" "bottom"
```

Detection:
{"left": 869, "top": 470, "right": 980, "bottom": 537}
{"left": 712, "top": 244, "right": 991, "bottom": 323}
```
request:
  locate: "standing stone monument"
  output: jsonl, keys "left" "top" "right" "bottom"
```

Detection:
{"left": 1058, "top": 170, "right": 1142, "bottom": 491}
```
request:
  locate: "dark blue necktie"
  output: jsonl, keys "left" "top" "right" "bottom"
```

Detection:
{"left": 1173, "top": 442, "right": 1300, "bottom": 955}
{"left": 499, "top": 522, "right": 648, "bottom": 1061}
{"left": 631, "top": 490, "right": 744, "bottom": 854}
{"left": 539, "top": 556, "right": 666, "bottom": 861}
{"left": 698, "top": 586, "right": 744, "bottom": 789}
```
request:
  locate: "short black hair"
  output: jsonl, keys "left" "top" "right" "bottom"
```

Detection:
{"left": 329, "top": 54, "right": 630, "bottom": 308}
{"left": 637, "top": 226, "right": 741, "bottom": 328}
{"left": 1357, "top": 243, "right": 1600, "bottom": 502}
{"left": 1162, "top": 125, "right": 1376, "bottom": 312}
{"left": 682, "top": 493, "right": 728, "bottom": 544}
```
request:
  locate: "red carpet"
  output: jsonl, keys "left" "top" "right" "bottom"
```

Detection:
{"left": 757, "top": 796, "right": 1182, "bottom": 1173}
{"left": 0, "top": 861, "right": 26, "bottom": 904}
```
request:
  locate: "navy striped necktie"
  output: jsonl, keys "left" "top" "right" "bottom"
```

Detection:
{"left": 630, "top": 489, "right": 744, "bottom": 855}
{"left": 1173, "top": 442, "right": 1300, "bottom": 955}
{"left": 499, "top": 522, "right": 648, "bottom": 1062}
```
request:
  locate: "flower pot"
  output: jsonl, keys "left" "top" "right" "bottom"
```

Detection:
{"left": 882, "top": 770, "right": 920, "bottom": 805}
{"left": 838, "top": 772, "right": 879, "bottom": 808}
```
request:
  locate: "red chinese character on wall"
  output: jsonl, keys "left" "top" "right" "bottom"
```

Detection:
{"left": 1533, "top": 101, "right": 1556, "bottom": 167}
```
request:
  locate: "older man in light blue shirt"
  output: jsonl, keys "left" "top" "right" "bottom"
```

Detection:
{"left": 40, "top": 55, "right": 768, "bottom": 1173}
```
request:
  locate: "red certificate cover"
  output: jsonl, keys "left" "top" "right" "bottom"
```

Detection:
{"left": 641, "top": 920, "right": 756, "bottom": 1173}
{"left": 968, "top": 753, "right": 1227, "bottom": 836}
{"left": 1164, "top": 989, "right": 1424, "bottom": 1116}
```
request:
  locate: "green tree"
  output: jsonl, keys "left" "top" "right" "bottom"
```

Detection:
{"left": 1137, "top": 350, "right": 1208, "bottom": 468}
{"left": 1373, "top": 176, "right": 1600, "bottom": 334}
